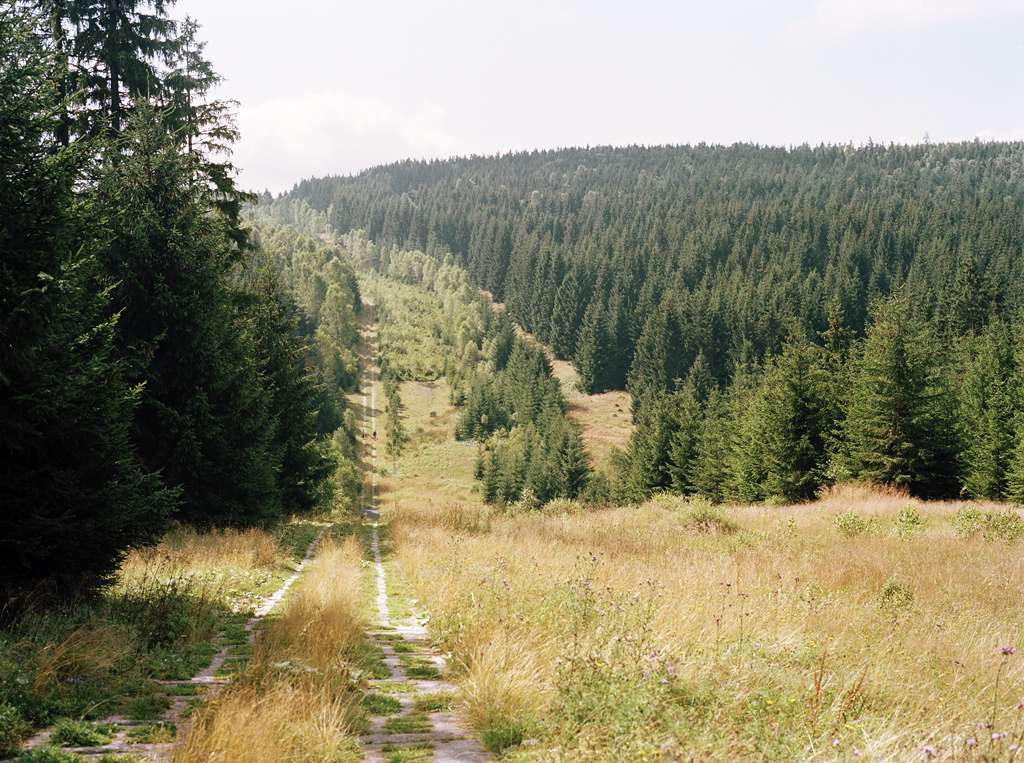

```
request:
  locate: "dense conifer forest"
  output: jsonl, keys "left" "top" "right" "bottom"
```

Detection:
{"left": 270, "top": 143, "right": 1024, "bottom": 502}
{"left": 0, "top": 2, "right": 359, "bottom": 601}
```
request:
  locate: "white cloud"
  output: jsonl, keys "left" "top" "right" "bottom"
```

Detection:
{"left": 232, "top": 91, "right": 471, "bottom": 193}
{"left": 799, "top": 0, "right": 1024, "bottom": 35}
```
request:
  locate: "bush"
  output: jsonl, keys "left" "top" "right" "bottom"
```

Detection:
{"left": 892, "top": 506, "right": 925, "bottom": 538}
{"left": 50, "top": 719, "right": 114, "bottom": 748}
{"left": 952, "top": 507, "right": 1024, "bottom": 542}
{"left": 983, "top": 510, "right": 1024, "bottom": 542}
{"left": 952, "top": 507, "right": 984, "bottom": 538}
{"left": 0, "top": 701, "right": 30, "bottom": 757}
{"left": 682, "top": 502, "right": 738, "bottom": 534}
{"left": 834, "top": 511, "right": 874, "bottom": 537}
{"left": 879, "top": 580, "right": 914, "bottom": 612}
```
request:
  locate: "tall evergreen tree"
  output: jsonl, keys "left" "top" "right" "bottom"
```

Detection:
{"left": 548, "top": 268, "right": 585, "bottom": 359}
{"left": 758, "top": 340, "right": 829, "bottom": 502}
{"left": 957, "top": 318, "right": 1015, "bottom": 499}
{"left": 0, "top": 7, "right": 175, "bottom": 598}
{"left": 97, "top": 109, "right": 279, "bottom": 524}
{"left": 840, "top": 296, "right": 957, "bottom": 496}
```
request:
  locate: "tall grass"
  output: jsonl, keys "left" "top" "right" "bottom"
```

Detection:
{"left": 174, "top": 537, "right": 366, "bottom": 763}
{"left": 391, "top": 488, "right": 1024, "bottom": 760}
{"left": 0, "top": 525, "right": 290, "bottom": 752}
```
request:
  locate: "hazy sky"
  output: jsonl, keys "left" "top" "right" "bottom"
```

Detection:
{"left": 172, "top": 0, "right": 1024, "bottom": 192}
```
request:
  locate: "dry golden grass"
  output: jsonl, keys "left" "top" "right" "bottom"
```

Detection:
{"left": 389, "top": 488, "right": 1024, "bottom": 760}
{"left": 376, "top": 378, "right": 486, "bottom": 513}
{"left": 550, "top": 358, "right": 634, "bottom": 470}
{"left": 122, "top": 526, "right": 285, "bottom": 575}
{"left": 174, "top": 537, "right": 366, "bottom": 763}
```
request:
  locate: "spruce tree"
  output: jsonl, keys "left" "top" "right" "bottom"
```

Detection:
{"left": 625, "top": 393, "right": 675, "bottom": 499}
{"left": 574, "top": 296, "right": 608, "bottom": 393}
{"left": 97, "top": 108, "right": 279, "bottom": 525}
{"left": 0, "top": 9, "right": 175, "bottom": 597}
{"left": 548, "top": 268, "right": 585, "bottom": 359}
{"left": 691, "top": 388, "right": 729, "bottom": 502}
{"left": 667, "top": 380, "right": 703, "bottom": 495}
{"left": 957, "top": 319, "right": 1015, "bottom": 499}
{"left": 759, "top": 340, "right": 829, "bottom": 502}
{"left": 840, "top": 296, "right": 957, "bottom": 497}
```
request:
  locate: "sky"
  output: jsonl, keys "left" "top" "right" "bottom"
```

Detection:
{"left": 172, "top": 0, "right": 1024, "bottom": 192}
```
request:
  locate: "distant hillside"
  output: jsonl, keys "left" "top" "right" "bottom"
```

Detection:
{"left": 273, "top": 142, "right": 1024, "bottom": 393}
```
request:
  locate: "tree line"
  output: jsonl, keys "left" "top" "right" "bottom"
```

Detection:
{"left": 274, "top": 143, "right": 1024, "bottom": 398}
{"left": 1, "top": 2, "right": 357, "bottom": 603}
{"left": 309, "top": 231, "right": 593, "bottom": 507}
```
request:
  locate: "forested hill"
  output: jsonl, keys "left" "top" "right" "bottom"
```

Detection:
{"left": 276, "top": 142, "right": 1024, "bottom": 393}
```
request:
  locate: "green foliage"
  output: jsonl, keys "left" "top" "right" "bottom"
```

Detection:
{"left": 952, "top": 507, "right": 985, "bottom": 538}
{"left": 50, "top": 719, "right": 114, "bottom": 747}
{"left": 892, "top": 506, "right": 925, "bottom": 538}
{"left": 362, "top": 693, "right": 402, "bottom": 715}
{"left": 0, "top": 702, "right": 30, "bottom": 757}
{"left": 834, "top": 512, "right": 875, "bottom": 538}
{"left": 879, "top": 580, "right": 914, "bottom": 613}
{"left": 957, "top": 319, "right": 1016, "bottom": 499}
{"left": 839, "top": 296, "right": 957, "bottom": 497}
{"left": 15, "top": 747, "right": 84, "bottom": 763}
{"left": 480, "top": 721, "right": 524, "bottom": 754}
{"left": 0, "top": 7, "right": 175, "bottom": 598}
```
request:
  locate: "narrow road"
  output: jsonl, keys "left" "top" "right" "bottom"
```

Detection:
{"left": 358, "top": 315, "right": 489, "bottom": 763}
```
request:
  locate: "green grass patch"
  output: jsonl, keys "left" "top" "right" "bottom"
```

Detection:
{"left": 16, "top": 747, "right": 86, "bottom": 762}
{"left": 382, "top": 743, "right": 433, "bottom": 763}
{"left": 126, "top": 722, "right": 176, "bottom": 744}
{"left": 50, "top": 719, "right": 116, "bottom": 747}
{"left": 481, "top": 721, "right": 524, "bottom": 754}
{"left": 382, "top": 712, "right": 432, "bottom": 734}
{"left": 413, "top": 692, "right": 456, "bottom": 713}
{"left": 362, "top": 693, "right": 403, "bottom": 715}
{"left": 399, "top": 656, "right": 441, "bottom": 680}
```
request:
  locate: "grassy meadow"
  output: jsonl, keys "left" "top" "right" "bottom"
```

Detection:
{"left": 377, "top": 343, "right": 1024, "bottom": 761}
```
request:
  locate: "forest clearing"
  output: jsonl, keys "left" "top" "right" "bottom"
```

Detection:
{"left": 6, "top": 1, "right": 1024, "bottom": 759}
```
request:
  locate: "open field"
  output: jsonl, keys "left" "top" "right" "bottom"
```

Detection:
{"left": 549, "top": 359, "right": 633, "bottom": 472}
{"left": 391, "top": 489, "right": 1024, "bottom": 760}
{"left": 377, "top": 347, "right": 1024, "bottom": 760}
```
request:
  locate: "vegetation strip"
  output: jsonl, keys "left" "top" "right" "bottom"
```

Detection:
{"left": 357, "top": 318, "right": 489, "bottom": 763}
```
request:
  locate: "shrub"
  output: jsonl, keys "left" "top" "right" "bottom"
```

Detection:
{"left": 952, "top": 507, "right": 984, "bottom": 538}
{"left": 892, "top": 506, "right": 925, "bottom": 538}
{"left": 50, "top": 719, "right": 115, "bottom": 747}
{"left": 879, "top": 580, "right": 914, "bottom": 613}
{"left": 983, "top": 510, "right": 1024, "bottom": 543}
{"left": 834, "top": 511, "right": 873, "bottom": 537}
{"left": 952, "top": 507, "right": 1024, "bottom": 542}
{"left": 682, "top": 503, "right": 738, "bottom": 534}
{"left": 0, "top": 701, "right": 30, "bottom": 757}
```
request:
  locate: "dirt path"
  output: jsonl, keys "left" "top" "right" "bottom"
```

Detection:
{"left": 358, "top": 317, "right": 489, "bottom": 763}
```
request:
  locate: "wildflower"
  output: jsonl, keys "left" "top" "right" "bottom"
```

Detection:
{"left": 967, "top": 738, "right": 977, "bottom": 747}
{"left": 1002, "top": 645, "right": 1016, "bottom": 656}
{"left": 923, "top": 746, "right": 936, "bottom": 759}
{"left": 833, "top": 738, "right": 841, "bottom": 747}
